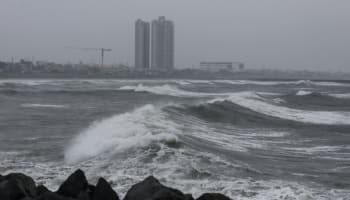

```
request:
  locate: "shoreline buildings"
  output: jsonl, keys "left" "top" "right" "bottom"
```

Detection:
{"left": 134, "top": 19, "right": 150, "bottom": 69}
{"left": 151, "top": 16, "right": 175, "bottom": 70}
{"left": 135, "top": 16, "right": 174, "bottom": 71}
{"left": 199, "top": 62, "right": 245, "bottom": 72}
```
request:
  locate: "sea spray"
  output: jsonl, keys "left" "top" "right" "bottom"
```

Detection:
{"left": 64, "top": 105, "right": 179, "bottom": 164}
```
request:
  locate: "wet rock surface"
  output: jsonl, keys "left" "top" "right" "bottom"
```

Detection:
{"left": 0, "top": 170, "right": 232, "bottom": 200}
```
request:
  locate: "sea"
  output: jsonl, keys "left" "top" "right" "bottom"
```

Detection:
{"left": 0, "top": 79, "right": 350, "bottom": 200}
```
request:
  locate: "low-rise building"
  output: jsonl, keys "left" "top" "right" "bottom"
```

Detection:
{"left": 199, "top": 62, "right": 244, "bottom": 72}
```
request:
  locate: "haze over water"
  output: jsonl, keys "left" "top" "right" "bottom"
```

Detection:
{"left": 1, "top": 0, "right": 350, "bottom": 71}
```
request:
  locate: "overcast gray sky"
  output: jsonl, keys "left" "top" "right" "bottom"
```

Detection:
{"left": 0, "top": 0, "right": 349, "bottom": 71}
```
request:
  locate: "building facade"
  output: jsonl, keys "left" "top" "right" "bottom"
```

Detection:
{"left": 151, "top": 16, "right": 174, "bottom": 70}
{"left": 199, "top": 62, "right": 245, "bottom": 72}
{"left": 135, "top": 19, "right": 150, "bottom": 69}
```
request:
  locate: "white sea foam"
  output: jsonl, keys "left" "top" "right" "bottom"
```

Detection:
{"left": 120, "top": 85, "right": 350, "bottom": 125}
{"left": 256, "top": 92, "right": 282, "bottom": 96}
{"left": 329, "top": 93, "right": 350, "bottom": 99}
{"left": 186, "top": 80, "right": 214, "bottom": 84}
{"left": 295, "top": 80, "right": 349, "bottom": 87}
{"left": 119, "top": 84, "right": 214, "bottom": 97}
{"left": 213, "top": 79, "right": 349, "bottom": 87}
{"left": 296, "top": 90, "right": 313, "bottom": 96}
{"left": 210, "top": 92, "right": 350, "bottom": 125}
{"left": 0, "top": 79, "right": 61, "bottom": 86}
{"left": 213, "top": 80, "right": 288, "bottom": 86}
{"left": 173, "top": 80, "right": 192, "bottom": 85}
{"left": 64, "top": 105, "right": 180, "bottom": 164}
{"left": 272, "top": 98, "right": 285, "bottom": 104}
{"left": 21, "top": 103, "right": 68, "bottom": 108}
{"left": 282, "top": 145, "right": 349, "bottom": 155}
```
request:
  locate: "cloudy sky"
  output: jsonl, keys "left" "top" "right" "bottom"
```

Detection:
{"left": 0, "top": 0, "right": 349, "bottom": 71}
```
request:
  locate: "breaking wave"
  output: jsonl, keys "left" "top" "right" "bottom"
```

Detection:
{"left": 213, "top": 80, "right": 349, "bottom": 87}
{"left": 330, "top": 93, "right": 350, "bottom": 99}
{"left": 296, "top": 90, "right": 313, "bottom": 96}
{"left": 61, "top": 96, "right": 350, "bottom": 199}
{"left": 209, "top": 92, "right": 350, "bottom": 125}
{"left": 117, "top": 84, "right": 350, "bottom": 125}
{"left": 119, "top": 84, "right": 215, "bottom": 97}
{"left": 275, "top": 90, "right": 350, "bottom": 111}
{"left": 64, "top": 105, "right": 179, "bottom": 164}
{"left": 21, "top": 103, "right": 69, "bottom": 108}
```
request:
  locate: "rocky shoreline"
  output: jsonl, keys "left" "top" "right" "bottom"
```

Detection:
{"left": 0, "top": 169, "right": 231, "bottom": 200}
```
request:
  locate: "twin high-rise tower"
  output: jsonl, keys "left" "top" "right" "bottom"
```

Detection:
{"left": 135, "top": 16, "right": 174, "bottom": 70}
{"left": 135, "top": 19, "right": 150, "bottom": 69}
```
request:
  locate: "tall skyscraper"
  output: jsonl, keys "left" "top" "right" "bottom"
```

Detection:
{"left": 135, "top": 19, "right": 150, "bottom": 69}
{"left": 151, "top": 16, "right": 174, "bottom": 70}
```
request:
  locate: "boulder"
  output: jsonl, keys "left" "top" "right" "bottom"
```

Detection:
{"left": 36, "top": 185, "right": 51, "bottom": 196}
{"left": 88, "top": 184, "right": 96, "bottom": 197}
{"left": 124, "top": 176, "right": 190, "bottom": 200}
{"left": 77, "top": 191, "right": 90, "bottom": 200}
{"left": 0, "top": 173, "right": 37, "bottom": 200}
{"left": 36, "top": 191, "right": 75, "bottom": 200}
{"left": 56, "top": 169, "right": 88, "bottom": 198}
{"left": 0, "top": 179, "right": 27, "bottom": 200}
{"left": 92, "top": 177, "right": 119, "bottom": 200}
{"left": 20, "top": 198, "right": 34, "bottom": 200}
{"left": 184, "top": 194, "right": 195, "bottom": 200}
{"left": 196, "top": 193, "right": 231, "bottom": 200}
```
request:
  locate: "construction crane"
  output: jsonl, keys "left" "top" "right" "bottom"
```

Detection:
{"left": 66, "top": 47, "right": 112, "bottom": 67}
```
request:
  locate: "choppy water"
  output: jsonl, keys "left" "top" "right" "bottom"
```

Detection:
{"left": 1, "top": 79, "right": 350, "bottom": 200}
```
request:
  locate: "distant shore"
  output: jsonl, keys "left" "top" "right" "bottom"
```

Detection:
{"left": 1, "top": 70, "right": 350, "bottom": 81}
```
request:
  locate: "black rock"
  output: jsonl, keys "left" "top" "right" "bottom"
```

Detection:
{"left": 92, "top": 177, "right": 119, "bottom": 200}
{"left": 196, "top": 193, "right": 231, "bottom": 200}
{"left": 36, "top": 185, "right": 51, "bottom": 196}
{"left": 0, "top": 179, "right": 26, "bottom": 200}
{"left": 36, "top": 192, "right": 75, "bottom": 200}
{"left": 20, "top": 198, "right": 34, "bottom": 200}
{"left": 88, "top": 184, "right": 96, "bottom": 198}
{"left": 77, "top": 191, "right": 90, "bottom": 200}
{"left": 56, "top": 169, "right": 88, "bottom": 198}
{"left": 124, "top": 176, "right": 189, "bottom": 200}
{"left": 184, "top": 194, "right": 195, "bottom": 200}
{"left": 0, "top": 173, "right": 37, "bottom": 200}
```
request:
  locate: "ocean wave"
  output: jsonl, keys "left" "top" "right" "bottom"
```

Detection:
{"left": 3, "top": 149, "right": 348, "bottom": 200}
{"left": 296, "top": 90, "right": 313, "bottom": 96}
{"left": 277, "top": 91, "right": 350, "bottom": 110}
{"left": 282, "top": 145, "right": 350, "bottom": 155}
{"left": 119, "top": 84, "right": 215, "bottom": 97}
{"left": 213, "top": 80, "right": 349, "bottom": 87}
{"left": 21, "top": 103, "right": 69, "bottom": 108}
{"left": 209, "top": 92, "right": 350, "bottom": 125}
{"left": 330, "top": 93, "right": 350, "bottom": 99}
{"left": 64, "top": 105, "right": 180, "bottom": 164}
{"left": 294, "top": 80, "right": 348, "bottom": 87}
{"left": 0, "top": 79, "right": 56, "bottom": 86}
{"left": 115, "top": 86, "right": 350, "bottom": 125}
{"left": 272, "top": 97, "right": 285, "bottom": 104}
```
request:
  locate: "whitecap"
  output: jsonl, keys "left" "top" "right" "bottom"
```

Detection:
{"left": 64, "top": 104, "right": 180, "bottom": 164}
{"left": 296, "top": 90, "right": 313, "bottom": 96}
{"left": 329, "top": 93, "right": 350, "bottom": 99}
{"left": 119, "top": 84, "right": 213, "bottom": 97}
{"left": 209, "top": 92, "right": 350, "bottom": 125}
{"left": 21, "top": 103, "right": 68, "bottom": 108}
